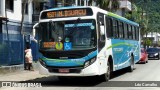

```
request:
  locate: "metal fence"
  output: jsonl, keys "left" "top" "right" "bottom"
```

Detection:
{"left": 0, "top": 22, "right": 39, "bottom": 66}
{"left": 0, "top": 33, "right": 24, "bottom": 66}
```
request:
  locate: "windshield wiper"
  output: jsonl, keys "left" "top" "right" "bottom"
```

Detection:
{"left": 49, "top": 20, "right": 59, "bottom": 36}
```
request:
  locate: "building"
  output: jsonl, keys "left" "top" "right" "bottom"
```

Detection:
{"left": 0, "top": 0, "right": 33, "bottom": 66}
{"left": 116, "top": 0, "right": 132, "bottom": 17}
{"left": 145, "top": 32, "right": 160, "bottom": 46}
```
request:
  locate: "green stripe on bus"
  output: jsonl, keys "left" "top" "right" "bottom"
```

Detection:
{"left": 107, "top": 43, "right": 134, "bottom": 50}
{"left": 108, "top": 12, "right": 127, "bottom": 20}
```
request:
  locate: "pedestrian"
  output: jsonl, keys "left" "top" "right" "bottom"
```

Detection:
{"left": 25, "top": 45, "right": 34, "bottom": 71}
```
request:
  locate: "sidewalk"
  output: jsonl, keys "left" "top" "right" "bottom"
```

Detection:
{"left": 0, "top": 63, "right": 49, "bottom": 81}
{"left": 0, "top": 70, "right": 48, "bottom": 81}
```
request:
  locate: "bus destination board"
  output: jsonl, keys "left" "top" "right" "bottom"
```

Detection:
{"left": 40, "top": 8, "right": 93, "bottom": 19}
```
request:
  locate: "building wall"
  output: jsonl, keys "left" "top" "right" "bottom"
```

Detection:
{"left": 0, "top": 0, "right": 34, "bottom": 66}
{"left": 0, "top": 0, "right": 2, "bottom": 15}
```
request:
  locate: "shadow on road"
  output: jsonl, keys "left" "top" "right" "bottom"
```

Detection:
{"left": 21, "top": 68, "right": 133, "bottom": 87}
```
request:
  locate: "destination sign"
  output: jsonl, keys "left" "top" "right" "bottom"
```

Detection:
{"left": 43, "top": 42, "right": 55, "bottom": 48}
{"left": 40, "top": 8, "right": 93, "bottom": 19}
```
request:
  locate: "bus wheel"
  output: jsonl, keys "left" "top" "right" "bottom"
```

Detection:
{"left": 127, "top": 56, "right": 134, "bottom": 72}
{"left": 100, "top": 61, "right": 111, "bottom": 82}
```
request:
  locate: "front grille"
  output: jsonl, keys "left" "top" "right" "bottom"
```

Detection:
{"left": 48, "top": 68, "right": 81, "bottom": 73}
{"left": 46, "top": 65, "right": 83, "bottom": 69}
{"left": 46, "top": 66, "right": 83, "bottom": 73}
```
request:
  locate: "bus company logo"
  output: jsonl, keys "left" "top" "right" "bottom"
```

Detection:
{"left": 2, "top": 82, "right": 12, "bottom": 87}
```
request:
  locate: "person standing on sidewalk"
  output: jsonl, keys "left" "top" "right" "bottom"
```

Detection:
{"left": 25, "top": 45, "right": 34, "bottom": 71}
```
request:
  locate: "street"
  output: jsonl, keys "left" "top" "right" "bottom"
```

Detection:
{"left": 1, "top": 60, "right": 160, "bottom": 90}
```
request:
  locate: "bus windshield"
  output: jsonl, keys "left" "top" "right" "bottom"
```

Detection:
{"left": 39, "top": 19, "right": 96, "bottom": 51}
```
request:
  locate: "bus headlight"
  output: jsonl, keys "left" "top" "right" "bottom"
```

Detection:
{"left": 84, "top": 58, "right": 96, "bottom": 68}
{"left": 154, "top": 53, "right": 158, "bottom": 56}
{"left": 39, "top": 59, "right": 46, "bottom": 67}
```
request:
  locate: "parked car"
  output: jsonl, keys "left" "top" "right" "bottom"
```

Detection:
{"left": 146, "top": 48, "right": 160, "bottom": 60}
{"left": 139, "top": 48, "right": 148, "bottom": 64}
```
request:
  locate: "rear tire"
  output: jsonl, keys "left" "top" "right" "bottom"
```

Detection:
{"left": 100, "top": 61, "right": 111, "bottom": 82}
{"left": 146, "top": 59, "right": 148, "bottom": 63}
{"left": 127, "top": 56, "right": 134, "bottom": 72}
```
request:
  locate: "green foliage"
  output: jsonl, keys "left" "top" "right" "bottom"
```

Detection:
{"left": 144, "top": 39, "right": 151, "bottom": 46}
{"left": 134, "top": 0, "right": 160, "bottom": 33}
{"left": 97, "top": 0, "right": 120, "bottom": 12}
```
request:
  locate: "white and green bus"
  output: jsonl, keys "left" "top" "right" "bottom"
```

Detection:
{"left": 33, "top": 6, "right": 140, "bottom": 81}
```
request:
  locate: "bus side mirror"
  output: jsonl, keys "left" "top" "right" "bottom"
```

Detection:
{"left": 100, "top": 25, "right": 105, "bottom": 35}
{"left": 32, "top": 23, "right": 39, "bottom": 43}
{"left": 100, "top": 25, "right": 105, "bottom": 41}
{"left": 32, "top": 23, "right": 39, "bottom": 37}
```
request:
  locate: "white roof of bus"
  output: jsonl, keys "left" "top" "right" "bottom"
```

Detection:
{"left": 40, "top": 6, "right": 139, "bottom": 26}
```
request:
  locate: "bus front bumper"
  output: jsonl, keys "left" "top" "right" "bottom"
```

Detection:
{"left": 38, "top": 61, "right": 100, "bottom": 76}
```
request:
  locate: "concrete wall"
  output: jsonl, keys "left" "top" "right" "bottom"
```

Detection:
{"left": 1, "top": 0, "right": 33, "bottom": 23}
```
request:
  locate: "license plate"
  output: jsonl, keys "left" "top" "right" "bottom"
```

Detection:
{"left": 149, "top": 55, "right": 153, "bottom": 57}
{"left": 59, "top": 69, "right": 69, "bottom": 73}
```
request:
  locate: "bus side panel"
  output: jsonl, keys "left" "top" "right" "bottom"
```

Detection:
{"left": 111, "top": 39, "right": 127, "bottom": 70}
{"left": 111, "top": 39, "right": 140, "bottom": 71}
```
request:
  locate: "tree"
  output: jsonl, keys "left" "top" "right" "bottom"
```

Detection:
{"left": 96, "top": 0, "right": 120, "bottom": 12}
{"left": 133, "top": 0, "right": 160, "bottom": 46}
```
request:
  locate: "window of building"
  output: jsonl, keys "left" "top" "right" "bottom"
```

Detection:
{"left": 78, "top": 0, "right": 84, "bottom": 6}
{"left": 6, "top": 0, "right": 14, "bottom": 11}
{"left": 22, "top": 3, "right": 28, "bottom": 14}
{"left": 65, "top": 0, "right": 75, "bottom": 6}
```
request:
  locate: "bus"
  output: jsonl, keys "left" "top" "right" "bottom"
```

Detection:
{"left": 33, "top": 6, "right": 140, "bottom": 81}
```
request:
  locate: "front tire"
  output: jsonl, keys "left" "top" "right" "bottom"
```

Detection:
{"left": 100, "top": 61, "right": 111, "bottom": 82}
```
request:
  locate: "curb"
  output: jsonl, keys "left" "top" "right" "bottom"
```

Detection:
{"left": 0, "top": 64, "right": 24, "bottom": 75}
{"left": 0, "top": 62, "right": 39, "bottom": 75}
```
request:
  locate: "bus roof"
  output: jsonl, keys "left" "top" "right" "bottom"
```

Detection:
{"left": 40, "top": 6, "right": 139, "bottom": 26}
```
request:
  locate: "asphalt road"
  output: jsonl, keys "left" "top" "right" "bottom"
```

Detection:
{"left": 1, "top": 60, "right": 160, "bottom": 90}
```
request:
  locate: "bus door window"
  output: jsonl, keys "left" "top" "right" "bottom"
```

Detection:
{"left": 97, "top": 13, "right": 105, "bottom": 41}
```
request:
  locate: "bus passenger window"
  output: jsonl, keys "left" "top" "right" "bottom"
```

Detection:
{"left": 113, "top": 20, "right": 118, "bottom": 38}
{"left": 124, "top": 23, "right": 128, "bottom": 39}
{"left": 136, "top": 27, "right": 139, "bottom": 40}
{"left": 106, "top": 17, "right": 113, "bottom": 38}
{"left": 128, "top": 25, "right": 132, "bottom": 39}
{"left": 119, "top": 22, "right": 124, "bottom": 38}
{"left": 132, "top": 26, "right": 136, "bottom": 40}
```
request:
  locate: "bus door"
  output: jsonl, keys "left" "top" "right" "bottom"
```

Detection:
{"left": 97, "top": 13, "right": 106, "bottom": 72}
